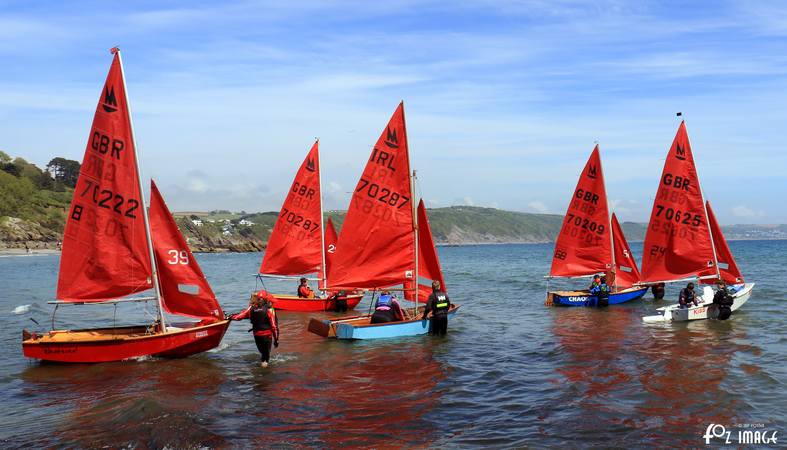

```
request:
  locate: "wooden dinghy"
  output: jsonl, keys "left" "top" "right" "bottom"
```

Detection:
{"left": 309, "top": 102, "right": 459, "bottom": 339}
{"left": 639, "top": 119, "right": 751, "bottom": 322}
{"left": 546, "top": 146, "right": 647, "bottom": 306}
{"left": 256, "top": 142, "right": 360, "bottom": 312}
{"left": 22, "top": 49, "right": 230, "bottom": 362}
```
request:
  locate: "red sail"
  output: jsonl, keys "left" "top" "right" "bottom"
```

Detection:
{"left": 320, "top": 218, "right": 338, "bottom": 290}
{"left": 550, "top": 145, "right": 612, "bottom": 277}
{"left": 700, "top": 202, "right": 744, "bottom": 284}
{"left": 329, "top": 103, "right": 415, "bottom": 289}
{"left": 641, "top": 121, "right": 715, "bottom": 283}
{"left": 610, "top": 213, "right": 641, "bottom": 289}
{"left": 260, "top": 141, "right": 323, "bottom": 276}
{"left": 149, "top": 181, "right": 223, "bottom": 320}
{"left": 412, "top": 200, "right": 446, "bottom": 302}
{"left": 56, "top": 51, "right": 152, "bottom": 301}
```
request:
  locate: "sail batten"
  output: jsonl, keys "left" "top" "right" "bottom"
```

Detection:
{"left": 550, "top": 145, "right": 613, "bottom": 278}
{"left": 259, "top": 141, "right": 324, "bottom": 277}
{"left": 641, "top": 121, "right": 715, "bottom": 283}
{"left": 56, "top": 52, "right": 152, "bottom": 302}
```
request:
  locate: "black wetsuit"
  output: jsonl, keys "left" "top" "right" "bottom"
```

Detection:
{"left": 713, "top": 287, "right": 734, "bottom": 320}
{"left": 651, "top": 283, "right": 666, "bottom": 300}
{"left": 679, "top": 288, "right": 697, "bottom": 309}
{"left": 423, "top": 291, "right": 451, "bottom": 336}
{"left": 329, "top": 292, "right": 348, "bottom": 312}
{"left": 232, "top": 305, "right": 279, "bottom": 363}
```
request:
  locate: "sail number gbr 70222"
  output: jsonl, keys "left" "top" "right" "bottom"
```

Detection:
{"left": 355, "top": 178, "right": 410, "bottom": 209}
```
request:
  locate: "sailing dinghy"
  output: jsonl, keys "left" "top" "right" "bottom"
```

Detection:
{"left": 546, "top": 145, "right": 647, "bottom": 306}
{"left": 256, "top": 140, "right": 362, "bottom": 312}
{"left": 308, "top": 102, "right": 459, "bottom": 339}
{"left": 640, "top": 120, "right": 754, "bottom": 323}
{"left": 22, "top": 49, "right": 229, "bottom": 363}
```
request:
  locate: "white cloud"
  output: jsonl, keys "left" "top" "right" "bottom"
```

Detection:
{"left": 463, "top": 197, "right": 475, "bottom": 206}
{"left": 528, "top": 201, "right": 549, "bottom": 214}
{"left": 731, "top": 205, "right": 765, "bottom": 219}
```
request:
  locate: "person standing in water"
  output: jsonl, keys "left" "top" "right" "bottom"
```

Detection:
{"left": 231, "top": 290, "right": 280, "bottom": 367}
{"left": 423, "top": 281, "right": 451, "bottom": 336}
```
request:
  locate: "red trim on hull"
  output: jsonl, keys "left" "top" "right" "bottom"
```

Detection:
{"left": 269, "top": 294, "right": 363, "bottom": 312}
{"left": 22, "top": 320, "right": 230, "bottom": 363}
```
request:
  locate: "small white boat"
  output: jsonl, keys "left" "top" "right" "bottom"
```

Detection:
{"left": 643, "top": 283, "right": 754, "bottom": 323}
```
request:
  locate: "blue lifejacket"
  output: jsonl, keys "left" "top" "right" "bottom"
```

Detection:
{"left": 376, "top": 294, "right": 393, "bottom": 309}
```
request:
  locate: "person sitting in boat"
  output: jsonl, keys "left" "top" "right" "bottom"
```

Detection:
{"left": 297, "top": 277, "right": 315, "bottom": 298}
{"left": 678, "top": 282, "right": 699, "bottom": 309}
{"left": 588, "top": 274, "right": 601, "bottom": 291}
{"left": 590, "top": 276, "right": 611, "bottom": 307}
{"left": 230, "top": 290, "right": 280, "bottom": 368}
{"left": 712, "top": 280, "right": 734, "bottom": 320}
{"left": 423, "top": 281, "right": 451, "bottom": 336}
{"left": 371, "top": 291, "right": 405, "bottom": 324}
{"left": 651, "top": 282, "right": 666, "bottom": 300}
{"left": 327, "top": 289, "right": 349, "bottom": 312}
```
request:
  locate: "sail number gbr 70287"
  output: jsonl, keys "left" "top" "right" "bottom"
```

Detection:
{"left": 355, "top": 178, "right": 410, "bottom": 209}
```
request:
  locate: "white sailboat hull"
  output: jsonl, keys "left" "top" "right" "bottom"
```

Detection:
{"left": 642, "top": 283, "right": 754, "bottom": 323}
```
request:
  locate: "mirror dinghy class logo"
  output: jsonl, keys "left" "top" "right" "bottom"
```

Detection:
{"left": 385, "top": 126, "right": 399, "bottom": 148}
{"left": 675, "top": 143, "right": 686, "bottom": 161}
{"left": 703, "top": 423, "right": 778, "bottom": 446}
{"left": 102, "top": 86, "right": 118, "bottom": 113}
{"left": 305, "top": 158, "right": 316, "bottom": 172}
{"left": 587, "top": 164, "right": 597, "bottom": 179}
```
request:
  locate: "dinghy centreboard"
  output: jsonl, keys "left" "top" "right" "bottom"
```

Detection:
{"left": 308, "top": 102, "right": 459, "bottom": 339}
{"left": 21, "top": 49, "right": 229, "bottom": 362}
{"left": 257, "top": 140, "right": 362, "bottom": 312}
{"left": 641, "top": 120, "right": 754, "bottom": 323}
{"left": 546, "top": 145, "right": 647, "bottom": 306}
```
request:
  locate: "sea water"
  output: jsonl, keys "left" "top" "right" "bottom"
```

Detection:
{"left": 0, "top": 241, "right": 784, "bottom": 447}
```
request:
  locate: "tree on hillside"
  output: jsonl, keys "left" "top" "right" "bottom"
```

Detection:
{"left": 0, "top": 151, "right": 11, "bottom": 164}
{"left": 46, "top": 157, "right": 81, "bottom": 187}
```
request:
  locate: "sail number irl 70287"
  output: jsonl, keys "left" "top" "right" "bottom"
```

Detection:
{"left": 355, "top": 178, "right": 410, "bottom": 209}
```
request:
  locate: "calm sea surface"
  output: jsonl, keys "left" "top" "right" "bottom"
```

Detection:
{"left": 0, "top": 241, "right": 784, "bottom": 448}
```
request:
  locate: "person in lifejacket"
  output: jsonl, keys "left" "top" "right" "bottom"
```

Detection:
{"left": 297, "top": 278, "right": 315, "bottom": 298}
{"left": 230, "top": 290, "right": 280, "bottom": 368}
{"left": 590, "top": 276, "right": 610, "bottom": 307}
{"left": 651, "top": 282, "right": 666, "bottom": 300}
{"left": 678, "top": 282, "right": 699, "bottom": 309}
{"left": 327, "top": 289, "right": 349, "bottom": 312}
{"left": 422, "top": 281, "right": 451, "bottom": 336}
{"left": 370, "top": 290, "right": 405, "bottom": 324}
{"left": 712, "top": 280, "right": 735, "bottom": 320}
{"left": 589, "top": 274, "right": 601, "bottom": 291}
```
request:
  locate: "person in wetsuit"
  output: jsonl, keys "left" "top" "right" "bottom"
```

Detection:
{"left": 712, "top": 280, "right": 735, "bottom": 320}
{"left": 231, "top": 290, "right": 280, "bottom": 367}
{"left": 423, "top": 281, "right": 451, "bottom": 336}
{"left": 327, "top": 289, "right": 349, "bottom": 312}
{"left": 678, "top": 282, "right": 699, "bottom": 309}
{"left": 651, "top": 282, "right": 666, "bottom": 300}
{"left": 370, "top": 291, "right": 405, "bottom": 324}
{"left": 590, "top": 276, "right": 611, "bottom": 307}
{"left": 297, "top": 277, "right": 314, "bottom": 298}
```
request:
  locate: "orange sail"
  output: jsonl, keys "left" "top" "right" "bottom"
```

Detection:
{"left": 324, "top": 217, "right": 338, "bottom": 276}
{"left": 550, "top": 145, "right": 612, "bottom": 278}
{"left": 56, "top": 51, "right": 152, "bottom": 301}
{"left": 412, "top": 200, "right": 446, "bottom": 302}
{"left": 149, "top": 181, "right": 223, "bottom": 321}
{"left": 641, "top": 122, "right": 715, "bottom": 283}
{"left": 700, "top": 201, "right": 743, "bottom": 284}
{"left": 260, "top": 141, "right": 323, "bottom": 276}
{"left": 610, "top": 213, "right": 641, "bottom": 288}
{"left": 328, "top": 102, "right": 415, "bottom": 289}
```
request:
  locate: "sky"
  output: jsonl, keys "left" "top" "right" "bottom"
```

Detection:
{"left": 1, "top": 0, "right": 785, "bottom": 224}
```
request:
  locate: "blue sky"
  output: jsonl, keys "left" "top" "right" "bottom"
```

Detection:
{"left": 1, "top": 0, "right": 785, "bottom": 224}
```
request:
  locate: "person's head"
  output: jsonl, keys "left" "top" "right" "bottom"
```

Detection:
{"left": 687, "top": 282, "right": 694, "bottom": 291}
{"left": 593, "top": 275, "right": 600, "bottom": 282}
{"left": 600, "top": 277, "right": 607, "bottom": 285}
{"left": 299, "top": 277, "right": 307, "bottom": 285}
{"left": 717, "top": 280, "right": 726, "bottom": 289}
{"left": 256, "top": 290, "right": 271, "bottom": 306}
{"left": 432, "top": 280, "right": 441, "bottom": 292}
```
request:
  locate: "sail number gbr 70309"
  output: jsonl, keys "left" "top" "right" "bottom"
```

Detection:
{"left": 355, "top": 178, "right": 410, "bottom": 209}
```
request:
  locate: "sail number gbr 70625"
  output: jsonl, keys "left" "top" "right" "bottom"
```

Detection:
{"left": 355, "top": 178, "right": 410, "bottom": 209}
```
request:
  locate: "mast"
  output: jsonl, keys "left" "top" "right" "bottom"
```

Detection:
{"left": 600, "top": 144, "right": 617, "bottom": 291}
{"left": 682, "top": 115, "right": 721, "bottom": 281}
{"left": 115, "top": 48, "right": 167, "bottom": 331}
{"left": 317, "top": 139, "right": 328, "bottom": 291}
{"left": 401, "top": 101, "right": 419, "bottom": 315}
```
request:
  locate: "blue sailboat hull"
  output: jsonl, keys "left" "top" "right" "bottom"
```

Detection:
{"left": 317, "top": 305, "right": 461, "bottom": 340}
{"left": 549, "top": 286, "right": 648, "bottom": 307}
